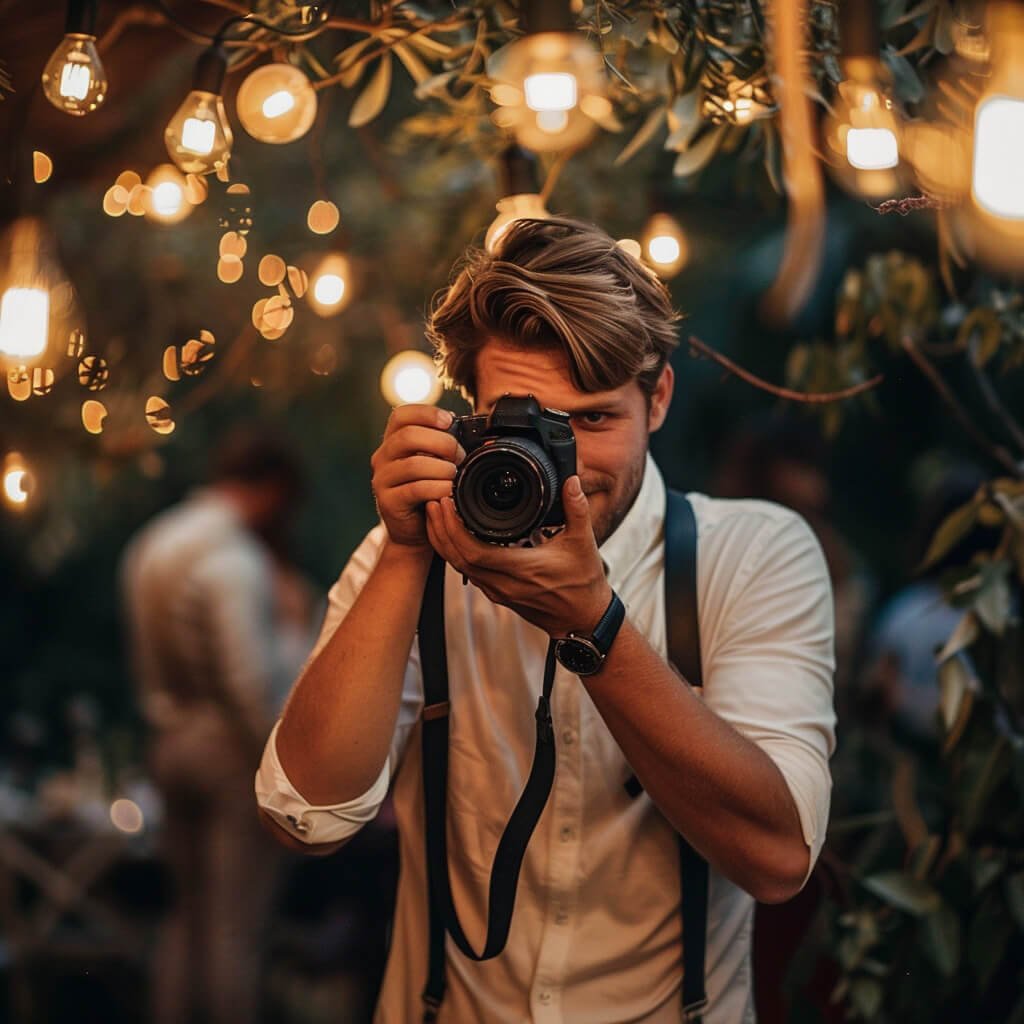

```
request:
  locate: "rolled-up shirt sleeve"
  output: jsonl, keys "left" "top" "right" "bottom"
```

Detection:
{"left": 255, "top": 524, "right": 423, "bottom": 844}
{"left": 701, "top": 506, "right": 836, "bottom": 885}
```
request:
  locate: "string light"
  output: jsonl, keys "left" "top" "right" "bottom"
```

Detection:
{"left": 0, "top": 218, "right": 80, "bottom": 365}
{"left": 484, "top": 145, "right": 549, "bottom": 252}
{"left": 144, "top": 164, "right": 193, "bottom": 224}
{"left": 41, "top": 0, "right": 107, "bottom": 116}
{"left": 307, "top": 253, "right": 351, "bottom": 317}
{"left": 487, "top": 0, "right": 605, "bottom": 152}
{"left": 236, "top": 62, "right": 318, "bottom": 143}
{"left": 640, "top": 212, "right": 688, "bottom": 279}
{"left": 972, "top": 3, "right": 1024, "bottom": 220}
{"left": 2, "top": 452, "right": 32, "bottom": 511}
{"left": 165, "top": 44, "right": 232, "bottom": 175}
{"left": 380, "top": 350, "right": 442, "bottom": 406}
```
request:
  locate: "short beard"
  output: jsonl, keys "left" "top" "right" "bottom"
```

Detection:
{"left": 589, "top": 452, "right": 647, "bottom": 547}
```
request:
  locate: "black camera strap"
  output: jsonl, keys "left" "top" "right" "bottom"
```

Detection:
{"left": 418, "top": 554, "right": 559, "bottom": 1022}
{"left": 417, "top": 488, "right": 707, "bottom": 1024}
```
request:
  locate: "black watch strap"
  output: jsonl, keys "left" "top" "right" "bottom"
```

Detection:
{"left": 590, "top": 590, "right": 626, "bottom": 655}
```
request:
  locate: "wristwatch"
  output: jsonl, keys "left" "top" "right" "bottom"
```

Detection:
{"left": 554, "top": 591, "right": 626, "bottom": 676}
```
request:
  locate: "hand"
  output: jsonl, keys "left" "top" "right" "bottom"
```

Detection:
{"left": 424, "top": 475, "right": 613, "bottom": 638}
{"left": 371, "top": 404, "right": 466, "bottom": 548}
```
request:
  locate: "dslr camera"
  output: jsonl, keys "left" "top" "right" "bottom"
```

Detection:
{"left": 447, "top": 395, "right": 576, "bottom": 543}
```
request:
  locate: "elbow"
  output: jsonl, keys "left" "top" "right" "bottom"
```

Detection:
{"left": 746, "top": 840, "right": 810, "bottom": 905}
{"left": 258, "top": 808, "right": 349, "bottom": 857}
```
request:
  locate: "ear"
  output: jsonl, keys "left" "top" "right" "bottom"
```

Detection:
{"left": 647, "top": 363, "right": 674, "bottom": 434}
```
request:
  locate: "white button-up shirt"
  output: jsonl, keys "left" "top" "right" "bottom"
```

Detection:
{"left": 257, "top": 456, "right": 836, "bottom": 1024}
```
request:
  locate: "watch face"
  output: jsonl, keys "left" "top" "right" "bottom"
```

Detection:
{"left": 555, "top": 637, "right": 603, "bottom": 676}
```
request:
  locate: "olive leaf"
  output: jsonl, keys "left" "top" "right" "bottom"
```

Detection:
{"left": 922, "top": 903, "right": 960, "bottom": 977}
{"left": 919, "top": 494, "right": 982, "bottom": 571}
{"left": 673, "top": 124, "right": 726, "bottom": 177}
{"left": 614, "top": 106, "right": 666, "bottom": 166}
{"left": 349, "top": 56, "right": 393, "bottom": 127}
{"left": 862, "top": 871, "right": 942, "bottom": 915}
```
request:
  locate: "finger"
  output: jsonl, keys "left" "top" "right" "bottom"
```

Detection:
{"left": 439, "top": 496, "right": 521, "bottom": 573}
{"left": 375, "top": 426, "right": 465, "bottom": 466}
{"left": 390, "top": 479, "right": 456, "bottom": 507}
{"left": 383, "top": 404, "right": 454, "bottom": 439}
{"left": 374, "top": 455, "right": 458, "bottom": 489}
{"left": 426, "top": 500, "right": 466, "bottom": 570}
{"left": 560, "top": 475, "right": 592, "bottom": 537}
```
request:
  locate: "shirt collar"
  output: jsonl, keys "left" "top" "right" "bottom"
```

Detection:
{"left": 597, "top": 453, "right": 665, "bottom": 588}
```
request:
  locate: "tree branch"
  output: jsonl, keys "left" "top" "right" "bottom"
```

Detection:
{"left": 686, "top": 335, "right": 884, "bottom": 403}
{"left": 900, "top": 334, "right": 1023, "bottom": 478}
{"left": 966, "top": 335, "right": 1024, "bottom": 456}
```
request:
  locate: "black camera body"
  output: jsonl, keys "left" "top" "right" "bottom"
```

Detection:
{"left": 448, "top": 395, "right": 576, "bottom": 543}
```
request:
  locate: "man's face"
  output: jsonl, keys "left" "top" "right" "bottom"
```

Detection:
{"left": 473, "top": 340, "right": 673, "bottom": 546}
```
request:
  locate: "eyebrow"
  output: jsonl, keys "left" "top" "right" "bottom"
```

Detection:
{"left": 478, "top": 396, "right": 622, "bottom": 415}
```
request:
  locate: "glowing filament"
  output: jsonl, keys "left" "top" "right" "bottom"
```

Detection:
{"left": 973, "top": 95, "right": 1024, "bottom": 219}
{"left": 59, "top": 62, "right": 91, "bottom": 100}
{"left": 262, "top": 90, "right": 296, "bottom": 119}
{"left": 182, "top": 117, "right": 216, "bottom": 155}
{"left": 648, "top": 235, "right": 682, "bottom": 265}
{"left": 846, "top": 128, "right": 899, "bottom": 171}
{"left": 0, "top": 288, "right": 49, "bottom": 359}
{"left": 313, "top": 273, "right": 345, "bottom": 306}
{"left": 524, "top": 72, "right": 577, "bottom": 112}
{"left": 152, "top": 181, "right": 184, "bottom": 217}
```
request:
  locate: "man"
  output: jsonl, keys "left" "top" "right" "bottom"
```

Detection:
{"left": 257, "top": 218, "right": 836, "bottom": 1023}
{"left": 123, "top": 430, "right": 305, "bottom": 1024}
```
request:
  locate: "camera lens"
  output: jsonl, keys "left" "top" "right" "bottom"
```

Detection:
{"left": 483, "top": 469, "right": 525, "bottom": 511}
{"left": 453, "top": 438, "right": 560, "bottom": 542}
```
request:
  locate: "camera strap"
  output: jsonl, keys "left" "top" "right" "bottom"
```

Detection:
{"left": 417, "top": 488, "right": 706, "bottom": 1024}
{"left": 418, "top": 553, "right": 559, "bottom": 1023}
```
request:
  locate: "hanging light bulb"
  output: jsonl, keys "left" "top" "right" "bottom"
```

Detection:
{"left": 823, "top": 0, "right": 902, "bottom": 198}
{"left": 307, "top": 252, "right": 351, "bottom": 317}
{"left": 487, "top": 0, "right": 606, "bottom": 153}
{"left": 41, "top": 0, "right": 107, "bottom": 116}
{"left": 972, "top": 3, "right": 1024, "bottom": 220}
{"left": 2, "top": 452, "right": 33, "bottom": 511}
{"left": 380, "top": 350, "right": 442, "bottom": 406}
{"left": 165, "top": 44, "right": 233, "bottom": 175}
{"left": 640, "top": 211, "right": 688, "bottom": 279}
{"left": 236, "top": 62, "right": 318, "bottom": 143}
{"left": 484, "top": 145, "right": 550, "bottom": 252}
{"left": 144, "top": 164, "right": 193, "bottom": 224}
{"left": 0, "top": 218, "right": 80, "bottom": 365}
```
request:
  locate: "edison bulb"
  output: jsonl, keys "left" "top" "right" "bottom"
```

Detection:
{"left": 237, "top": 63, "right": 318, "bottom": 143}
{"left": 165, "top": 91, "right": 233, "bottom": 175}
{"left": 308, "top": 253, "right": 351, "bottom": 317}
{"left": 0, "top": 288, "right": 49, "bottom": 360}
{"left": 381, "top": 350, "right": 442, "bottom": 406}
{"left": 485, "top": 194, "right": 549, "bottom": 252}
{"left": 2, "top": 453, "right": 32, "bottom": 511}
{"left": 640, "top": 212, "right": 688, "bottom": 279}
{"left": 145, "top": 164, "right": 193, "bottom": 224}
{"left": 488, "top": 33, "right": 605, "bottom": 152}
{"left": 41, "top": 34, "right": 107, "bottom": 116}
{"left": 972, "top": 96, "right": 1024, "bottom": 218}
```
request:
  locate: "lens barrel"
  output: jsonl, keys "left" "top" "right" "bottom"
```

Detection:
{"left": 453, "top": 438, "right": 561, "bottom": 542}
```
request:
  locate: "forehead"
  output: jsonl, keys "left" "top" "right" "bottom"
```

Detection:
{"left": 474, "top": 339, "right": 633, "bottom": 412}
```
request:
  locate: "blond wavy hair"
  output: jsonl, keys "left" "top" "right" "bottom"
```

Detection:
{"left": 426, "top": 217, "right": 682, "bottom": 403}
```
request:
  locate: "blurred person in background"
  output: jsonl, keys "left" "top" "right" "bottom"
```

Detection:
{"left": 121, "top": 428, "right": 312, "bottom": 1024}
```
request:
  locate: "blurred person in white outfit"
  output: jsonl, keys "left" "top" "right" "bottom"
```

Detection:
{"left": 257, "top": 219, "right": 836, "bottom": 1023}
{"left": 123, "top": 430, "right": 308, "bottom": 1024}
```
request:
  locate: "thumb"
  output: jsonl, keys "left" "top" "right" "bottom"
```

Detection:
{"left": 561, "top": 475, "right": 590, "bottom": 533}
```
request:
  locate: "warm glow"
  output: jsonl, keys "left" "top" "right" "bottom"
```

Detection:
{"left": 59, "top": 61, "right": 91, "bottom": 100}
{"left": 536, "top": 109, "right": 569, "bottom": 133}
{"left": 262, "top": 89, "right": 295, "bottom": 118}
{"left": 524, "top": 72, "right": 577, "bottom": 112}
{"left": 153, "top": 181, "right": 183, "bottom": 215}
{"left": 380, "top": 350, "right": 442, "bottom": 406}
{"left": 182, "top": 117, "right": 216, "bottom": 155}
{"left": 144, "top": 165, "right": 192, "bottom": 225}
{"left": 973, "top": 94, "right": 1024, "bottom": 219}
{"left": 0, "top": 288, "right": 49, "bottom": 360}
{"left": 313, "top": 273, "right": 345, "bottom": 305}
{"left": 485, "top": 194, "right": 549, "bottom": 252}
{"left": 110, "top": 798, "right": 145, "bottom": 834}
{"left": 846, "top": 127, "right": 899, "bottom": 170}
{"left": 2, "top": 453, "right": 31, "bottom": 510}
{"left": 648, "top": 235, "right": 681, "bottom": 265}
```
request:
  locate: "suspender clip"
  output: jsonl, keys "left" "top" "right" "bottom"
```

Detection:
{"left": 682, "top": 996, "right": 708, "bottom": 1023}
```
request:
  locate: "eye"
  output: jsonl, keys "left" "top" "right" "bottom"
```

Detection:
{"left": 575, "top": 411, "right": 608, "bottom": 426}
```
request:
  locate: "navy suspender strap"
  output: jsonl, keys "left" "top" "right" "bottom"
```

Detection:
{"left": 664, "top": 488, "right": 709, "bottom": 1024}
{"left": 418, "top": 554, "right": 559, "bottom": 1023}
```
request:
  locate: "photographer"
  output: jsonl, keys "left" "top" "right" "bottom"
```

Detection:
{"left": 256, "top": 218, "right": 835, "bottom": 1023}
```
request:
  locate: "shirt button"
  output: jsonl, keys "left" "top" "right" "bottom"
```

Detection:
{"left": 559, "top": 825, "right": 576, "bottom": 842}
{"left": 561, "top": 729, "right": 575, "bottom": 745}
{"left": 555, "top": 910, "right": 569, "bottom": 925}
{"left": 538, "top": 991, "right": 552, "bottom": 1005}
{"left": 286, "top": 814, "right": 309, "bottom": 834}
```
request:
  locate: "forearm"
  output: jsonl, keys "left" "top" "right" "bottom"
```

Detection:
{"left": 275, "top": 540, "right": 433, "bottom": 804}
{"left": 583, "top": 620, "right": 810, "bottom": 903}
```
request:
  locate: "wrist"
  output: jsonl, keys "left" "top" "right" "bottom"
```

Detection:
{"left": 378, "top": 537, "right": 435, "bottom": 573}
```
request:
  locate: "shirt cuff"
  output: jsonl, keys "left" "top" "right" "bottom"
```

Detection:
{"left": 255, "top": 720, "right": 390, "bottom": 845}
